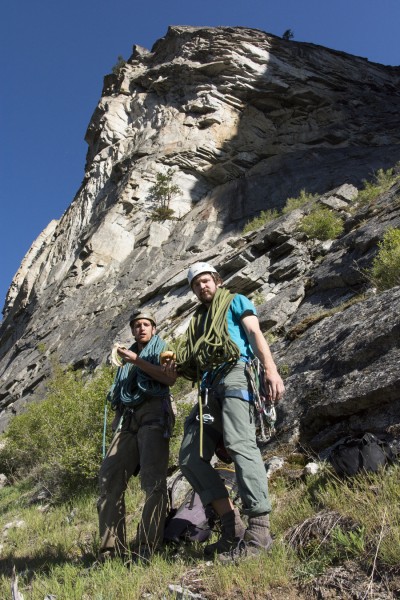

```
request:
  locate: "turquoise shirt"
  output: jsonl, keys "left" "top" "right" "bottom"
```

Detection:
{"left": 226, "top": 294, "right": 256, "bottom": 360}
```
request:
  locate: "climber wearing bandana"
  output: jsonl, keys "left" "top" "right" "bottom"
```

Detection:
{"left": 177, "top": 262, "right": 285, "bottom": 561}
{"left": 97, "top": 310, "right": 176, "bottom": 563}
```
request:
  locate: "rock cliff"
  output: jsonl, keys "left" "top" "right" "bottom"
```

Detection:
{"left": 1, "top": 26, "right": 399, "bottom": 450}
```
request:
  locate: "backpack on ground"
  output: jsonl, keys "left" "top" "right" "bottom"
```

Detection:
{"left": 329, "top": 432, "right": 396, "bottom": 477}
{"left": 164, "top": 467, "right": 239, "bottom": 544}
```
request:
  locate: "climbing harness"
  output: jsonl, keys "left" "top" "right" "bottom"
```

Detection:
{"left": 245, "top": 358, "right": 276, "bottom": 442}
{"left": 102, "top": 397, "right": 173, "bottom": 459}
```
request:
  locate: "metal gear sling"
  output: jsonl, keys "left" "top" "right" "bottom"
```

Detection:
{"left": 245, "top": 358, "right": 277, "bottom": 442}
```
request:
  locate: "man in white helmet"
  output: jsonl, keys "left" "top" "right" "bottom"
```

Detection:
{"left": 97, "top": 310, "right": 176, "bottom": 564}
{"left": 178, "top": 262, "right": 285, "bottom": 560}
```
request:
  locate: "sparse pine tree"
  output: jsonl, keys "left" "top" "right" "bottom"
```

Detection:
{"left": 149, "top": 169, "right": 182, "bottom": 220}
{"left": 282, "top": 29, "right": 294, "bottom": 41}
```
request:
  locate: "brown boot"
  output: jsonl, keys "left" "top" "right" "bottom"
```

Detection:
{"left": 217, "top": 513, "right": 273, "bottom": 563}
{"left": 245, "top": 513, "right": 273, "bottom": 549}
{"left": 204, "top": 508, "right": 246, "bottom": 557}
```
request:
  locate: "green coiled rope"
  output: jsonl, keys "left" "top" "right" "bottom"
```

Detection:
{"left": 175, "top": 287, "right": 240, "bottom": 457}
{"left": 175, "top": 287, "right": 240, "bottom": 380}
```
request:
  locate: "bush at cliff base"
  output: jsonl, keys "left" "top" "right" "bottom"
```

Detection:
{"left": 0, "top": 363, "right": 114, "bottom": 498}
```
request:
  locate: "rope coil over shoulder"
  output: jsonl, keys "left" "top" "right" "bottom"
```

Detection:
{"left": 175, "top": 287, "right": 241, "bottom": 457}
{"left": 108, "top": 334, "right": 168, "bottom": 407}
{"left": 102, "top": 334, "right": 169, "bottom": 457}
{"left": 175, "top": 287, "right": 240, "bottom": 380}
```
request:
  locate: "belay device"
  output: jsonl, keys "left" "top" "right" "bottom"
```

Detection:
{"left": 245, "top": 358, "right": 277, "bottom": 442}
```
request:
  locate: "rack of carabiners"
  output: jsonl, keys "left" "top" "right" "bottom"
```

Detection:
{"left": 245, "top": 358, "right": 277, "bottom": 442}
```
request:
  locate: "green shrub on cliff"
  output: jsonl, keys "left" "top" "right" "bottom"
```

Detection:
{"left": 111, "top": 55, "right": 126, "bottom": 76}
{"left": 299, "top": 206, "right": 344, "bottom": 240}
{"left": 369, "top": 227, "right": 400, "bottom": 291}
{"left": 357, "top": 166, "right": 400, "bottom": 206}
{"left": 282, "top": 189, "right": 318, "bottom": 214}
{"left": 242, "top": 208, "right": 279, "bottom": 233}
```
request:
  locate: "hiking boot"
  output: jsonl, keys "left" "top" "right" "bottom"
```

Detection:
{"left": 245, "top": 513, "right": 273, "bottom": 549}
{"left": 217, "top": 539, "right": 266, "bottom": 563}
{"left": 217, "top": 513, "right": 273, "bottom": 564}
{"left": 204, "top": 508, "right": 246, "bottom": 557}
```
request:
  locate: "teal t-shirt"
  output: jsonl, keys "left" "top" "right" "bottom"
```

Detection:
{"left": 226, "top": 294, "right": 256, "bottom": 359}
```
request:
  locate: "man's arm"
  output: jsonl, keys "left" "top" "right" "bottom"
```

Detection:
{"left": 241, "top": 314, "right": 285, "bottom": 403}
{"left": 116, "top": 348, "right": 177, "bottom": 386}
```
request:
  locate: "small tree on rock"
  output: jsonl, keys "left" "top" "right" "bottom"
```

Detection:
{"left": 282, "top": 29, "right": 294, "bottom": 40}
{"left": 149, "top": 169, "right": 181, "bottom": 220}
{"left": 112, "top": 55, "right": 126, "bottom": 76}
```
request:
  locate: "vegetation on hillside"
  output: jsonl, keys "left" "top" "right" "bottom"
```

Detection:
{"left": 0, "top": 364, "right": 114, "bottom": 498}
{"left": 299, "top": 206, "right": 344, "bottom": 241}
{"left": 369, "top": 227, "right": 400, "bottom": 291}
{"left": 242, "top": 209, "right": 279, "bottom": 234}
{"left": 0, "top": 362, "right": 399, "bottom": 598}
{"left": 111, "top": 55, "right": 126, "bottom": 76}
{"left": 243, "top": 166, "right": 400, "bottom": 239}
{"left": 356, "top": 166, "right": 400, "bottom": 206}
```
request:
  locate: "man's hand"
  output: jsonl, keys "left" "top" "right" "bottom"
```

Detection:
{"left": 264, "top": 368, "right": 285, "bottom": 404}
{"left": 117, "top": 347, "right": 138, "bottom": 364}
{"left": 162, "top": 358, "right": 177, "bottom": 378}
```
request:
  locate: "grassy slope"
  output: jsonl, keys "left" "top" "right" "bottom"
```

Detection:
{"left": 1, "top": 457, "right": 399, "bottom": 598}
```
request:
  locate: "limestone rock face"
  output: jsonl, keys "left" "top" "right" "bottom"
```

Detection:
{"left": 1, "top": 26, "right": 399, "bottom": 449}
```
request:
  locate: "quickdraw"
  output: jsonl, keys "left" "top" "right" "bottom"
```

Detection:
{"left": 245, "top": 358, "right": 277, "bottom": 442}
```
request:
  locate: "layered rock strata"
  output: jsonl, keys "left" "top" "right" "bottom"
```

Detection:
{"left": 1, "top": 26, "right": 399, "bottom": 449}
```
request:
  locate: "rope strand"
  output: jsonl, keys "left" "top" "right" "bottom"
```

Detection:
{"left": 176, "top": 288, "right": 240, "bottom": 380}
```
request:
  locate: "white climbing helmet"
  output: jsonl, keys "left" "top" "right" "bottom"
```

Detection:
{"left": 129, "top": 310, "right": 157, "bottom": 327}
{"left": 187, "top": 262, "right": 218, "bottom": 287}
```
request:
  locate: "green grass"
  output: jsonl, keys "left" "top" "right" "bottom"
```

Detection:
{"left": 368, "top": 227, "right": 400, "bottom": 291}
{"left": 243, "top": 209, "right": 279, "bottom": 234}
{"left": 2, "top": 462, "right": 399, "bottom": 598}
{"left": 356, "top": 166, "right": 400, "bottom": 206}
{"left": 1, "top": 302, "right": 400, "bottom": 596}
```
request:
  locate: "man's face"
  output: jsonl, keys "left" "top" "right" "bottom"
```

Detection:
{"left": 131, "top": 319, "right": 155, "bottom": 346}
{"left": 191, "top": 273, "right": 219, "bottom": 305}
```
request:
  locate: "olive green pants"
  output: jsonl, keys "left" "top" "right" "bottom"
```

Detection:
{"left": 179, "top": 363, "right": 271, "bottom": 516}
{"left": 97, "top": 396, "right": 170, "bottom": 554}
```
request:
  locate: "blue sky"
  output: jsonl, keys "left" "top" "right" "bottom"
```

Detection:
{"left": 1, "top": 0, "right": 399, "bottom": 315}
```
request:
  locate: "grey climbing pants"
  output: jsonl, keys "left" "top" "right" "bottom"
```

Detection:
{"left": 179, "top": 362, "right": 271, "bottom": 516}
{"left": 97, "top": 396, "right": 170, "bottom": 554}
